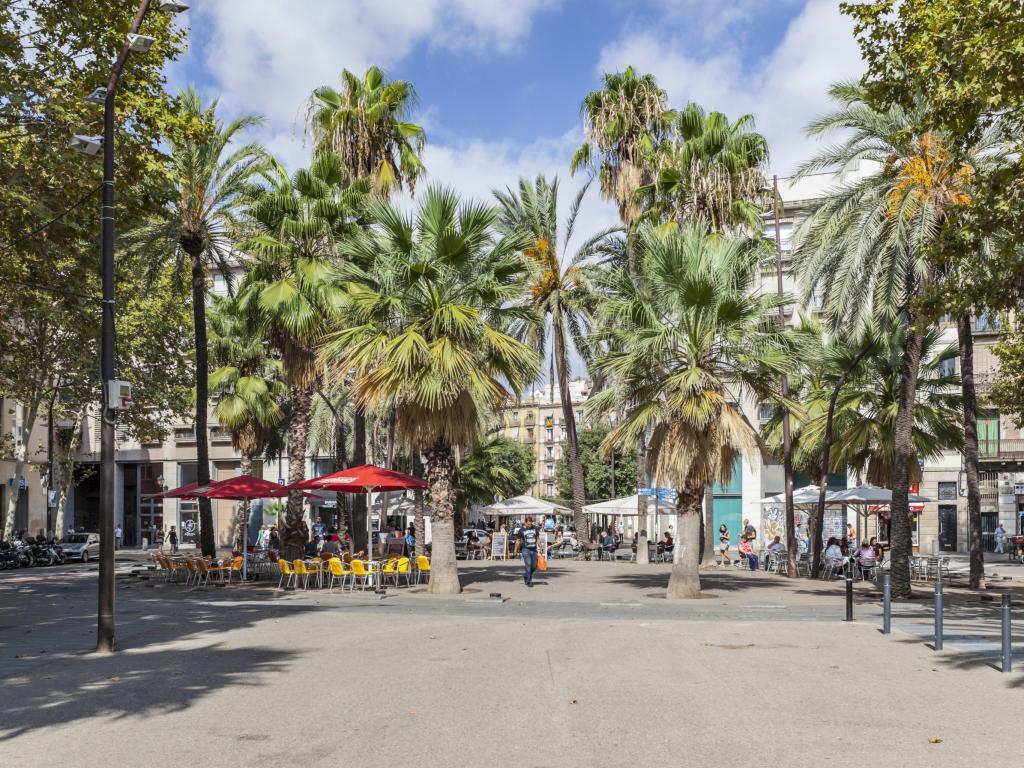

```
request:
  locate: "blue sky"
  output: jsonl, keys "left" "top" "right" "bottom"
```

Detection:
{"left": 168, "top": 0, "right": 864, "bottom": 377}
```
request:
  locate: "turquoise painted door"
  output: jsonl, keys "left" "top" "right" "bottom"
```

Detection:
{"left": 713, "top": 496, "right": 743, "bottom": 545}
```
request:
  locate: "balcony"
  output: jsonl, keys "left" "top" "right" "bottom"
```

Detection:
{"left": 210, "top": 426, "right": 233, "bottom": 444}
{"left": 979, "top": 439, "right": 1024, "bottom": 465}
{"left": 174, "top": 427, "right": 196, "bottom": 444}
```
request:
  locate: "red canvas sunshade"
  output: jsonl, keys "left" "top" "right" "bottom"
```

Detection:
{"left": 152, "top": 481, "right": 210, "bottom": 500}
{"left": 193, "top": 475, "right": 291, "bottom": 500}
{"left": 288, "top": 464, "right": 426, "bottom": 492}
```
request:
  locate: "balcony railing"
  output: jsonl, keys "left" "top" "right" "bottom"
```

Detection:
{"left": 979, "top": 439, "right": 1024, "bottom": 460}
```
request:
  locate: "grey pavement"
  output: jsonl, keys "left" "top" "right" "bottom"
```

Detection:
{"left": 1, "top": 557, "right": 1022, "bottom": 767}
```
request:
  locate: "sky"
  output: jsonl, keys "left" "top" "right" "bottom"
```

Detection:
{"left": 166, "top": 0, "right": 866, "bottom": 377}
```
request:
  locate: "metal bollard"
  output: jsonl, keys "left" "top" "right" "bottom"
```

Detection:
{"left": 1002, "top": 593, "right": 1013, "bottom": 674}
{"left": 844, "top": 561, "right": 854, "bottom": 622}
{"left": 882, "top": 574, "right": 891, "bottom": 634}
{"left": 934, "top": 575, "right": 943, "bottom": 651}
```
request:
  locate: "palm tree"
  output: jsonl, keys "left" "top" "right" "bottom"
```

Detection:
{"left": 307, "top": 65, "right": 427, "bottom": 548}
{"left": 494, "top": 175, "right": 618, "bottom": 541}
{"left": 321, "top": 187, "right": 540, "bottom": 594}
{"left": 571, "top": 66, "right": 671, "bottom": 227}
{"left": 307, "top": 65, "right": 426, "bottom": 197}
{"left": 811, "top": 326, "right": 964, "bottom": 486}
{"left": 639, "top": 103, "right": 770, "bottom": 233}
{"left": 454, "top": 437, "right": 535, "bottom": 518}
{"left": 589, "top": 224, "right": 792, "bottom": 598}
{"left": 207, "top": 295, "right": 287, "bottom": 549}
{"left": 129, "top": 88, "right": 267, "bottom": 557}
{"left": 793, "top": 81, "right": 1005, "bottom": 596}
{"left": 238, "top": 152, "right": 365, "bottom": 559}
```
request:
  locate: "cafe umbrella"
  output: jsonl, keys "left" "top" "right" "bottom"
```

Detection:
{"left": 192, "top": 475, "right": 293, "bottom": 580}
{"left": 288, "top": 465, "right": 427, "bottom": 566}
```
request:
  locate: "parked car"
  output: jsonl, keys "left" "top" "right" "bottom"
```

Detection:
{"left": 62, "top": 533, "right": 100, "bottom": 562}
{"left": 460, "top": 528, "right": 491, "bottom": 546}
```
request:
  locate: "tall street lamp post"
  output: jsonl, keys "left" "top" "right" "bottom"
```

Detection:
{"left": 90, "top": 0, "right": 187, "bottom": 654}
{"left": 771, "top": 175, "right": 797, "bottom": 578}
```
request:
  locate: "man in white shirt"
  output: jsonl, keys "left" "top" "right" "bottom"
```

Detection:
{"left": 994, "top": 524, "right": 1006, "bottom": 554}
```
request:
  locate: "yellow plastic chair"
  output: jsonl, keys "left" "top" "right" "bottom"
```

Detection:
{"left": 381, "top": 557, "right": 400, "bottom": 585}
{"left": 350, "top": 559, "right": 373, "bottom": 590}
{"left": 225, "top": 556, "right": 244, "bottom": 584}
{"left": 183, "top": 557, "right": 200, "bottom": 587}
{"left": 415, "top": 555, "right": 431, "bottom": 584}
{"left": 392, "top": 557, "right": 412, "bottom": 587}
{"left": 193, "top": 558, "right": 213, "bottom": 588}
{"left": 277, "top": 558, "right": 295, "bottom": 589}
{"left": 326, "top": 557, "right": 351, "bottom": 591}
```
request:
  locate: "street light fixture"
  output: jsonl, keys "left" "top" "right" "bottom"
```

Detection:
{"left": 84, "top": 87, "right": 107, "bottom": 105}
{"left": 68, "top": 134, "right": 103, "bottom": 155}
{"left": 156, "top": 1, "right": 189, "bottom": 11}
{"left": 126, "top": 33, "right": 156, "bottom": 52}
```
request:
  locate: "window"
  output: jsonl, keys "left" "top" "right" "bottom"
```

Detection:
{"left": 546, "top": 428, "right": 554, "bottom": 441}
{"left": 511, "top": 411, "right": 519, "bottom": 423}
{"left": 937, "top": 357, "right": 956, "bottom": 377}
{"left": 212, "top": 272, "right": 229, "bottom": 296}
{"left": 979, "top": 417, "right": 1000, "bottom": 457}
{"left": 758, "top": 404, "right": 774, "bottom": 422}
{"left": 975, "top": 313, "right": 1002, "bottom": 333}
{"left": 511, "top": 426, "right": 520, "bottom": 439}
{"left": 545, "top": 446, "right": 553, "bottom": 459}
{"left": 576, "top": 409, "right": 584, "bottom": 424}
{"left": 527, "top": 428, "right": 534, "bottom": 441}
{"left": 937, "top": 482, "right": 958, "bottom": 501}
{"left": 812, "top": 286, "right": 826, "bottom": 310}
{"left": 546, "top": 462, "right": 554, "bottom": 477}
{"left": 545, "top": 482, "right": 554, "bottom": 496}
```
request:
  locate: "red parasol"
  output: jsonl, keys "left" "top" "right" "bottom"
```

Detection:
{"left": 288, "top": 464, "right": 426, "bottom": 492}
{"left": 152, "top": 480, "right": 210, "bottom": 500}
{"left": 193, "top": 475, "right": 291, "bottom": 500}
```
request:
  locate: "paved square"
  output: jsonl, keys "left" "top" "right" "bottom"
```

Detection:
{"left": 2, "top": 558, "right": 1022, "bottom": 767}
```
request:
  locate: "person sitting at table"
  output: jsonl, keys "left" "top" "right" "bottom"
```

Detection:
{"left": 660, "top": 531, "right": 674, "bottom": 555}
{"left": 304, "top": 537, "right": 320, "bottom": 557}
{"left": 856, "top": 539, "right": 875, "bottom": 561}
{"left": 824, "top": 537, "right": 844, "bottom": 569}
{"left": 465, "top": 530, "right": 483, "bottom": 559}
{"left": 767, "top": 535, "right": 785, "bottom": 553}
{"left": 405, "top": 525, "right": 416, "bottom": 552}
{"left": 738, "top": 538, "right": 758, "bottom": 570}
{"left": 321, "top": 534, "right": 341, "bottom": 556}
{"left": 601, "top": 530, "right": 616, "bottom": 557}
{"left": 268, "top": 526, "right": 281, "bottom": 552}
{"left": 869, "top": 536, "right": 883, "bottom": 560}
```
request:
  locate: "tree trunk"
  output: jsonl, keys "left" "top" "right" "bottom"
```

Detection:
{"left": 282, "top": 382, "right": 312, "bottom": 560}
{"left": 958, "top": 314, "right": 985, "bottom": 589}
{"left": 634, "top": 435, "right": 649, "bottom": 564}
{"left": 812, "top": 336, "right": 875, "bottom": 577}
{"left": 351, "top": 408, "right": 368, "bottom": 554}
{"left": 188, "top": 249, "right": 216, "bottom": 558}
{"left": 667, "top": 476, "right": 703, "bottom": 598}
{"left": 53, "top": 410, "right": 84, "bottom": 541}
{"left": 379, "top": 407, "right": 397, "bottom": 523}
{"left": 232, "top": 452, "right": 254, "bottom": 553}
{"left": 889, "top": 320, "right": 925, "bottom": 599}
{"left": 553, "top": 314, "right": 589, "bottom": 541}
{"left": 425, "top": 441, "right": 461, "bottom": 594}
{"left": 2, "top": 404, "right": 38, "bottom": 541}
{"left": 413, "top": 451, "right": 426, "bottom": 559}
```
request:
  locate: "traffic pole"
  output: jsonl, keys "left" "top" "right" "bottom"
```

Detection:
{"left": 1002, "top": 593, "right": 1012, "bottom": 674}
{"left": 882, "top": 573, "right": 891, "bottom": 634}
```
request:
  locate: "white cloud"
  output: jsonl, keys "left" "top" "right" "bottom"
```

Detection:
{"left": 180, "top": 0, "right": 551, "bottom": 135}
{"left": 598, "top": 0, "right": 864, "bottom": 177}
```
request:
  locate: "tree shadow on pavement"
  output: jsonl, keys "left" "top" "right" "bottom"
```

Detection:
{"left": 0, "top": 578, "right": 327, "bottom": 739}
{"left": 455, "top": 563, "right": 571, "bottom": 588}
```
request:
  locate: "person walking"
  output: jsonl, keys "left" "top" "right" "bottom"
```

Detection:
{"left": 114, "top": 524, "right": 122, "bottom": 550}
{"left": 513, "top": 517, "right": 541, "bottom": 587}
{"left": 994, "top": 523, "right": 1006, "bottom": 554}
{"left": 718, "top": 523, "right": 731, "bottom": 566}
{"left": 167, "top": 525, "right": 179, "bottom": 554}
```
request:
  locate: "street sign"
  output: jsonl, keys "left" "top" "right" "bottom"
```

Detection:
{"left": 638, "top": 487, "right": 654, "bottom": 496}
{"left": 656, "top": 487, "right": 676, "bottom": 501}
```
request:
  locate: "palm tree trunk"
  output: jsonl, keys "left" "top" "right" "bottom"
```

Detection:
{"left": 667, "top": 476, "right": 703, "bottom": 598}
{"left": 232, "top": 452, "right": 254, "bottom": 552}
{"left": 379, "top": 407, "right": 397, "bottom": 524}
{"left": 189, "top": 249, "right": 216, "bottom": 558}
{"left": 425, "top": 441, "right": 461, "bottom": 594}
{"left": 702, "top": 485, "right": 715, "bottom": 564}
{"left": 958, "top": 314, "right": 985, "bottom": 589}
{"left": 351, "top": 408, "right": 368, "bottom": 554}
{"left": 889, "top": 319, "right": 925, "bottom": 599}
{"left": 413, "top": 451, "right": 425, "bottom": 559}
{"left": 282, "top": 382, "right": 313, "bottom": 560}
{"left": 553, "top": 315, "right": 589, "bottom": 541}
{"left": 812, "top": 336, "right": 875, "bottom": 577}
{"left": 635, "top": 435, "right": 649, "bottom": 563}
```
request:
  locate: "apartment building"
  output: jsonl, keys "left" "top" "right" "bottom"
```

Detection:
{"left": 497, "top": 379, "right": 592, "bottom": 499}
